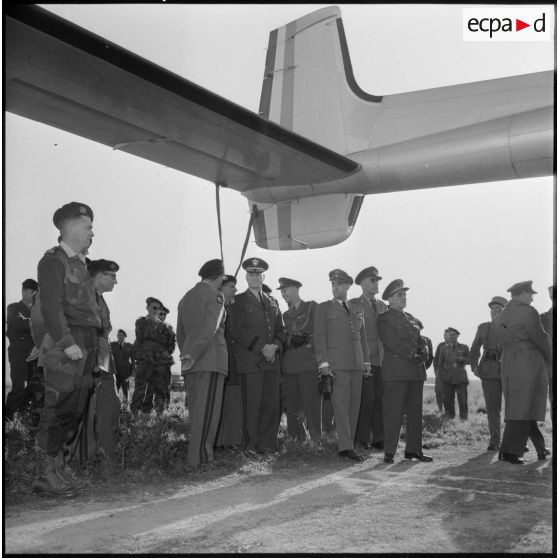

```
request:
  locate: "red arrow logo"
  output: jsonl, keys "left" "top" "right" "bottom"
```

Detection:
{"left": 516, "top": 19, "right": 530, "bottom": 31}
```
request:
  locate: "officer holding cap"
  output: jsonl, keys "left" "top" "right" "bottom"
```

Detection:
{"left": 177, "top": 259, "right": 228, "bottom": 467}
{"left": 32, "top": 202, "right": 100, "bottom": 496}
{"left": 438, "top": 327, "right": 470, "bottom": 420}
{"left": 350, "top": 266, "right": 388, "bottom": 451}
{"left": 314, "top": 269, "right": 371, "bottom": 462}
{"left": 229, "top": 257, "right": 286, "bottom": 454}
{"left": 494, "top": 281, "right": 551, "bottom": 464}
{"left": 5, "top": 278, "right": 39, "bottom": 421}
{"left": 377, "top": 279, "right": 432, "bottom": 464}
{"left": 279, "top": 277, "right": 322, "bottom": 444}
{"left": 470, "top": 296, "right": 507, "bottom": 450}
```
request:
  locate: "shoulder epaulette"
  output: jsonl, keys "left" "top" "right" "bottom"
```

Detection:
{"left": 43, "top": 245, "right": 60, "bottom": 256}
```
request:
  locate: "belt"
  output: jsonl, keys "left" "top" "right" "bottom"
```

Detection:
{"left": 503, "top": 341, "right": 537, "bottom": 350}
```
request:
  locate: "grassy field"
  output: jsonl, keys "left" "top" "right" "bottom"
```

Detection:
{"left": 4, "top": 381, "right": 553, "bottom": 504}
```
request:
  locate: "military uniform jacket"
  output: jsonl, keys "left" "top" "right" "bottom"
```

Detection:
{"left": 377, "top": 308, "right": 427, "bottom": 381}
{"left": 110, "top": 341, "right": 135, "bottom": 379}
{"left": 314, "top": 299, "right": 370, "bottom": 371}
{"left": 6, "top": 300, "right": 34, "bottom": 354}
{"left": 282, "top": 300, "right": 317, "bottom": 374}
{"left": 438, "top": 342, "right": 470, "bottom": 384}
{"left": 96, "top": 293, "right": 114, "bottom": 373}
{"left": 177, "top": 281, "right": 227, "bottom": 375}
{"left": 349, "top": 295, "right": 387, "bottom": 367}
{"left": 224, "top": 304, "right": 238, "bottom": 383}
{"left": 470, "top": 322, "right": 501, "bottom": 380}
{"left": 229, "top": 289, "right": 285, "bottom": 374}
{"left": 133, "top": 316, "right": 175, "bottom": 365}
{"left": 36, "top": 245, "right": 100, "bottom": 349}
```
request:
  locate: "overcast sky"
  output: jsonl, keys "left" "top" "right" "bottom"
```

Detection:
{"left": 5, "top": 4, "right": 555, "bottom": 377}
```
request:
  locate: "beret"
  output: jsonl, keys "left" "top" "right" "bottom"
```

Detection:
{"left": 507, "top": 280, "right": 537, "bottom": 295}
{"left": 87, "top": 259, "right": 119, "bottom": 276}
{"left": 146, "top": 297, "right": 163, "bottom": 307}
{"left": 329, "top": 269, "right": 353, "bottom": 285}
{"left": 159, "top": 306, "right": 170, "bottom": 314}
{"left": 53, "top": 202, "right": 94, "bottom": 229}
{"left": 382, "top": 279, "right": 409, "bottom": 301}
{"left": 355, "top": 266, "right": 382, "bottom": 286}
{"left": 221, "top": 274, "right": 237, "bottom": 286}
{"left": 488, "top": 296, "right": 508, "bottom": 308}
{"left": 242, "top": 257, "right": 268, "bottom": 273}
{"left": 22, "top": 278, "right": 38, "bottom": 291}
{"left": 198, "top": 259, "right": 225, "bottom": 279}
{"left": 446, "top": 327, "right": 460, "bottom": 335}
{"left": 117, "top": 329, "right": 127, "bottom": 337}
{"left": 277, "top": 277, "right": 302, "bottom": 290}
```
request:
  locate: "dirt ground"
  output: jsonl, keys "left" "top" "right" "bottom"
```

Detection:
{"left": 4, "top": 441, "right": 553, "bottom": 554}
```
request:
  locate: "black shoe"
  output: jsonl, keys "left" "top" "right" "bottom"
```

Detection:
{"left": 498, "top": 452, "right": 525, "bottom": 465}
{"left": 355, "top": 441, "right": 371, "bottom": 451}
{"left": 383, "top": 453, "right": 394, "bottom": 464}
{"left": 404, "top": 452, "right": 433, "bottom": 462}
{"left": 338, "top": 449, "right": 365, "bottom": 462}
{"left": 487, "top": 444, "right": 499, "bottom": 451}
{"left": 370, "top": 441, "right": 384, "bottom": 451}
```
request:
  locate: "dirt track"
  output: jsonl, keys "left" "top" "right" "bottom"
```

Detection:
{"left": 5, "top": 446, "right": 552, "bottom": 554}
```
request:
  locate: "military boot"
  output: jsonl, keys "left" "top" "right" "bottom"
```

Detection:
{"left": 32, "top": 455, "right": 78, "bottom": 496}
{"left": 54, "top": 451, "right": 86, "bottom": 489}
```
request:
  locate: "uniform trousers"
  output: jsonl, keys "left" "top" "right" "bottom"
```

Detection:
{"left": 130, "top": 362, "right": 168, "bottom": 414}
{"left": 283, "top": 370, "right": 322, "bottom": 442}
{"left": 322, "top": 396, "right": 335, "bottom": 432}
{"left": 6, "top": 345, "right": 35, "bottom": 419}
{"left": 355, "top": 369, "right": 384, "bottom": 445}
{"left": 115, "top": 372, "right": 130, "bottom": 400}
{"left": 481, "top": 378, "right": 502, "bottom": 446}
{"left": 215, "top": 382, "right": 243, "bottom": 447}
{"left": 383, "top": 380, "right": 424, "bottom": 455}
{"left": 442, "top": 382, "right": 468, "bottom": 419}
{"left": 37, "top": 326, "right": 97, "bottom": 457}
{"left": 240, "top": 371, "right": 281, "bottom": 452}
{"left": 433, "top": 370, "right": 444, "bottom": 411}
{"left": 330, "top": 369, "right": 362, "bottom": 452}
{"left": 184, "top": 371, "right": 225, "bottom": 466}
{"left": 500, "top": 420, "right": 546, "bottom": 456}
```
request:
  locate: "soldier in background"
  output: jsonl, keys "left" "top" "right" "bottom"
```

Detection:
{"left": 33, "top": 202, "right": 100, "bottom": 496}
{"left": 5, "top": 278, "right": 39, "bottom": 421}
{"left": 110, "top": 329, "right": 135, "bottom": 405}
{"left": 351, "top": 266, "right": 387, "bottom": 451}
{"left": 539, "top": 285, "right": 555, "bottom": 427}
{"left": 130, "top": 297, "right": 175, "bottom": 415}
{"left": 470, "top": 296, "right": 507, "bottom": 451}
{"left": 279, "top": 277, "right": 321, "bottom": 444}
{"left": 439, "top": 328, "right": 470, "bottom": 420}
{"left": 314, "top": 269, "right": 371, "bottom": 462}
{"left": 494, "top": 281, "right": 551, "bottom": 464}
{"left": 156, "top": 305, "right": 174, "bottom": 407}
{"left": 432, "top": 330, "right": 450, "bottom": 412}
{"left": 215, "top": 274, "right": 242, "bottom": 449}
{"left": 229, "top": 258, "right": 285, "bottom": 454}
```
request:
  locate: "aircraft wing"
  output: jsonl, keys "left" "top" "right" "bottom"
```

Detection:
{"left": 5, "top": 5, "right": 359, "bottom": 190}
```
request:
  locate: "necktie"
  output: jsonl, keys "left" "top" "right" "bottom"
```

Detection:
{"left": 259, "top": 292, "right": 265, "bottom": 308}
{"left": 342, "top": 301, "right": 350, "bottom": 314}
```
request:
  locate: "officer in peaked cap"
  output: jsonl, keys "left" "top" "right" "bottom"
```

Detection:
{"left": 377, "top": 279, "right": 432, "bottom": 463}
{"left": 158, "top": 306, "right": 170, "bottom": 322}
{"left": 87, "top": 259, "right": 119, "bottom": 276}
{"left": 52, "top": 202, "right": 94, "bottom": 229}
{"left": 351, "top": 266, "right": 387, "bottom": 451}
{"left": 471, "top": 295, "right": 508, "bottom": 451}
{"left": 494, "top": 280, "right": 550, "bottom": 464}
{"left": 146, "top": 297, "right": 164, "bottom": 310}
{"left": 229, "top": 256, "right": 285, "bottom": 453}
{"left": 277, "top": 277, "right": 302, "bottom": 290}
{"left": 314, "top": 269, "right": 370, "bottom": 461}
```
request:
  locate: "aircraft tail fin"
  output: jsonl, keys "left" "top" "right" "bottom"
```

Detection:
{"left": 259, "top": 6, "right": 382, "bottom": 155}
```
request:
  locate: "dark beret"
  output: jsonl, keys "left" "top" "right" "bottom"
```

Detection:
{"left": 262, "top": 284, "right": 272, "bottom": 294}
{"left": 53, "top": 202, "right": 94, "bottom": 229}
{"left": 277, "top": 277, "right": 302, "bottom": 290}
{"left": 382, "top": 279, "right": 409, "bottom": 301}
{"left": 242, "top": 257, "right": 268, "bottom": 273}
{"left": 329, "top": 269, "right": 353, "bottom": 285}
{"left": 488, "top": 296, "right": 507, "bottom": 308}
{"left": 507, "top": 280, "right": 537, "bottom": 295}
{"left": 446, "top": 327, "right": 460, "bottom": 335}
{"left": 221, "top": 274, "right": 237, "bottom": 286}
{"left": 159, "top": 306, "right": 170, "bottom": 314}
{"left": 355, "top": 266, "right": 382, "bottom": 286}
{"left": 87, "top": 259, "right": 119, "bottom": 276}
{"left": 117, "top": 329, "right": 127, "bottom": 337}
{"left": 146, "top": 297, "right": 163, "bottom": 307}
{"left": 198, "top": 259, "right": 225, "bottom": 279}
{"left": 22, "top": 278, "right": 38, "bottom": 291}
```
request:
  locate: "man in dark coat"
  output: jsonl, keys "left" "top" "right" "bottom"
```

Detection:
{"left": 494, "top": 281, "right": 551, "bottom": 464}
{"left": 470, "top": 296, "right": 507, "bottom": 450}
{"left": 314, "top": 269, "right": 371, "bottom": 462}
{"left": 5, "top": 278, "right": 38, "bottom": 420}
{"left": 377, "top": 279, "right": 432, "bottom": 464}
{"left": 229, "top": 257, "right": 285, "bottom": 454}
{"left": 110, "top": 329, "right": 135, "bottom": 403}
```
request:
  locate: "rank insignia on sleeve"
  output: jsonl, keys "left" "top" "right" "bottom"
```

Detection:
{"left": 216, "top": 294, "right": 223, "bottom": 304}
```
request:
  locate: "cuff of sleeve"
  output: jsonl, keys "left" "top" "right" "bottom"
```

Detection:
{"left": 319, "top": 362, "right": 329, "bottom": 369}
{"left": 55, "top": 333, "right": 76, "bottom": 350}
{"left": 253, "top": 339, "right": 266, "bottom": 353}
